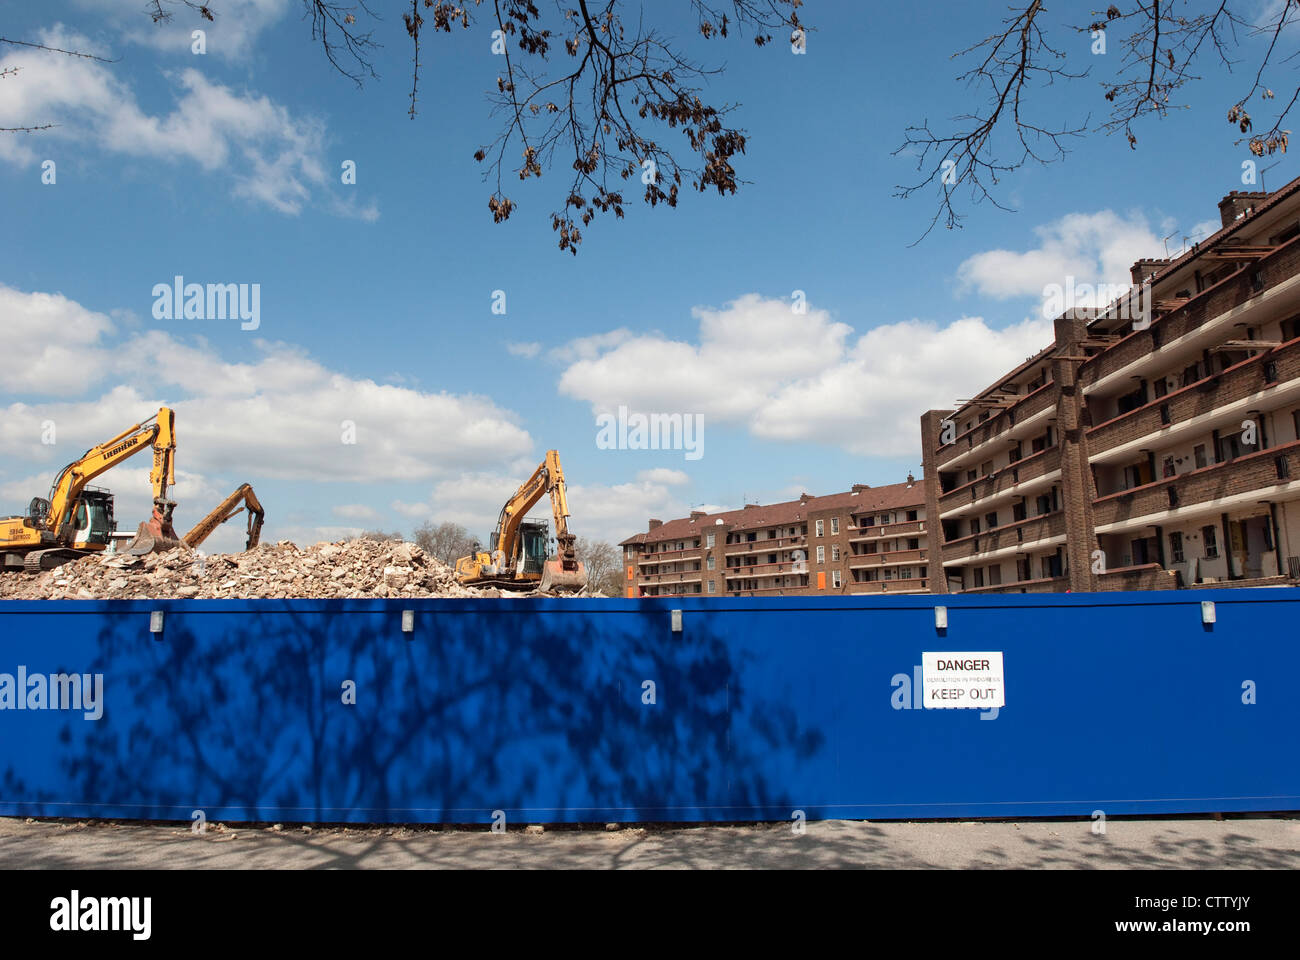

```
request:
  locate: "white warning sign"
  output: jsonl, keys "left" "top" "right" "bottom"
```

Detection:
{"left": 921, "top": 652, "right": 1005, "bottom": 709}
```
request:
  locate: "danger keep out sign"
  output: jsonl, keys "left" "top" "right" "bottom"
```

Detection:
{"left": 921, "top": 652, "right": 1005, "bottom": 709}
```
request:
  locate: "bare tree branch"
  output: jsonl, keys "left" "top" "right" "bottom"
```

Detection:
{"left": 899, "top": 0, "right": 1300, "bottom": 240}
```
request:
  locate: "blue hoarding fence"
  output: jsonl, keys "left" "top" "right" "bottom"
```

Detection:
{"left": 0, "top": 589, "right": 1296, "bottom": 824}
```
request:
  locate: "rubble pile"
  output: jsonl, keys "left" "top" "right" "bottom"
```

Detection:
{"left": 0, "top": 539, "right": 601, "bottom": 601}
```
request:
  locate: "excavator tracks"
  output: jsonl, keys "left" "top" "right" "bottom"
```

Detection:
{"left": 22, "top": 549, "right": 85, "bottom": 574}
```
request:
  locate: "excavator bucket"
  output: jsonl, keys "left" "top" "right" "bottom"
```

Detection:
{"left": 125, "top": 500, "right": 183, "bottom": 556}
{"left": 539, "top": 558, "right": 588, "bottom": 593}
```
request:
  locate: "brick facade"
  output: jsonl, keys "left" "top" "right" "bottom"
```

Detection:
{"left": 921, "top": 180, "right": 1300, "bottom": 593}
{"left": 619, "top": 479, "right": 928, "bottom": 598}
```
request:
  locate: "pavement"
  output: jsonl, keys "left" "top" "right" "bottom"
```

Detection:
{"left": 2, "top": 814, "right": 1299, "bottom": 869}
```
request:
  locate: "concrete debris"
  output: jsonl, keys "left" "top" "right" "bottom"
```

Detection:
{"left": 0, "top": 539, "right": 606, "bottom": 601}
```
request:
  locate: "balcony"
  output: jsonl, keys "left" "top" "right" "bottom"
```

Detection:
{"left": 637, "top": 570, "right": 703, "bottom": 585}
{"left": 941, "top": 511, "right": 1067, "bottom": 563}
{"left": 1087, "top": 336, "right": 1300, "bottom": 459}
{"left": 724, "top": 559, "right": 806, "bottom": 577}
{"left": 934, "top": 381, "right": 1057, "bottom": 470}
{"left": 1081, "top": 233, "right": 1300, "bottom": 392}
{"left": 849, "top": 519, "right": 925, "bottom": 540}
{"left": 637, "top": 545, "right": 703, "bottom": 565}
{"left": 724, "top": 534, "right": 806, "bottom": 556}
{"left": 1095, "top": 564, "right": 1178, "bottom": 591}
{"left": 958, "top": 575, "right": 1067, "bottom": 594}
{"left": 1092, "top": 439, "right": 1300, "bottom": 530}
{"left": 848, "top": 548, "right": 926, "bottom": 568}
{"left": 848, "top": 577, "right": 929, "bottom": 594}
{"left": 938, "top": 446, "right": 1062, "bottom": 516}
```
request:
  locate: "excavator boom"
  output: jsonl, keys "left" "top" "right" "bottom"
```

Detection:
{"left": 1, "top": 407, "right": 182, "bottom": 572}
{"left": 454, "top": 450, "right": 587, "bottom": 592}
{"left": 183, "top": 484, "right": 264, "bottom": 551}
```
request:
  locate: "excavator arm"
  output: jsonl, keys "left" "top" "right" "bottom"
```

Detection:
{"left": 455, "top": 450, "right": 586, "bottom": 591}
{"left": 183, "top": 484, "right": 264, "bottom": 551}
{"left": 45, "top": 408, "right": 178, "bottom": 545}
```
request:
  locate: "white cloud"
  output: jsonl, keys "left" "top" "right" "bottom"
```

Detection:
{"left": 506, "top": 341, "right": 541, "bottom": 358}
{"left": 0, "top": 28, "right": 370, "bottom": 217}
{"left": 84, "top": 0, "right": 294, "bottom": 60}
{"left": 558, "top": 294, "right": 851, "bottom": 422}
{"left": 636, "top": 468, "right": 689, "bottom": 486}
{"left": 333, "top": 503, "right": 382, "bottom": 522}
{"left": 0, "top": 284, "right": 534, "bottom": 486}
{"left": 0, "top": 286, "right": 115, "bottom": 396}
{"left": 956, "top": 210, "right": 1162, "bottom": 300}
{"left": 557, "top": 294, "right": 1052, "bottom": 457}
{"left": 548, "top": 329, "right": 636, "bottom": 363}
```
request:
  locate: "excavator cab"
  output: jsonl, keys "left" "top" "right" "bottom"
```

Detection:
{"left": 69, "top": 489, "right": 115, "bottom": 547}
{"left": 517, "top": 520, "right": 550, "bottom": 577}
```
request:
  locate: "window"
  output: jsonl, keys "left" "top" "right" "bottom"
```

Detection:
{"left": 970, "top": 517, "right": 981, "bottom": 535}
{"left": 860, "top": 515, "right": 874, "bottom": 528}
{"left": 707, "top": 580, "right": 716, "bottom": 593}
{"left": 831, "top": 545, "right": 840, "bottom": 562}
{"left": 897, "top": 567, "right": 912, "bottom": 580}
{"left": 832, "top": 571, "right": 842, "bottom": 588}
{"left": 1193, "top": 444, "right": 1208, "bottom": 469}
{"left": 816, "top": 546, "right": 825, "bottom": 564}
{"left": 706, "top": 533, "right": 715, "bottom": 548}
{"left": 973, "top": 567, "right": 985, "bottom": 588}
{"left": 985, "top": 511, "right": 998, "bottom": 530}
{"left": 830, "top": 517, "right": 840, "bottom": 535}
{"left": 988, "top": 565, "right": 1002, "bottom": 586}
{"left": 1170, "top": 532, "right": 1185, "bottom": 564}
{"left": 1162, "top": 456, "right": 1175, "bottom": 478}
{"left": 706, "top": 556, "right": 715, "bottom": 570}
{"left": 906, "top": 509, "right": 919, "bottom": 522}
{"left": 1203, "top": 525, "right": 1219, "bottom": 559}
{"left": 815, "top": 519, "right": 824, "bottom": 537}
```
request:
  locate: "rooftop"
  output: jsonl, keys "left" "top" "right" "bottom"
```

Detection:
{"left": 620, "top": 478, "right": 925, "bottom": 546}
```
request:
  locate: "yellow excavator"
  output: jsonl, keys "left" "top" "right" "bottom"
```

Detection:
{"left": 183, "top": 483, "right": 265, "bottom": 551}
{"left": 455, "top": 450, "right": 588, "bottom": 592}
{"left": 1, "top": 407, "right": 182, "bottom": 573}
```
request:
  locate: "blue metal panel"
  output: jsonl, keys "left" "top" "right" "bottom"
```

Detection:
{"left": 0, "top": 589, "right": 1295, "bottom": 823}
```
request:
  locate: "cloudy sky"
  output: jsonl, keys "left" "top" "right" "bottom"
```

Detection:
{"left": 1, "top": 2, "right": 1283, "bottom": 551}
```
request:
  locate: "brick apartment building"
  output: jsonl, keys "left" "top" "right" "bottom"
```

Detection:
{"left": 921, "top": 183, "right": 1300, "bottom": 593}
{"left": 618, "top": 478, "right": 927, "bottom": 597}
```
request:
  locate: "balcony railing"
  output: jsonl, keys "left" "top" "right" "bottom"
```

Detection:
{"left": 849, "top": 519, "right": 925, "bottom": 540}
{"left": 723, "top": 535, "right": 807, "bottom": 555}
{"left": 1092, "top": 439, "right": 1300, "bottom": 528}
{"left": 941, "top": 511, "right": 1067, "bottom": 562}
{"left": 934, "top": 381, "right": 1057, "bottom": 469}
{"left": 937, "top": 446, "right": 1062, "bottom": 515}
{"left": 637, "top": 545, "right": 703, "bottom": 564}
{"left": 848, "top": 577, "right": 929, "bottom": 594}
{"left": 848, "top": 548, "right": 926, "bottom": 568}
{"left": 1080, "top": 233, "right": 1300, "bottom": 390}
{"left": 1087, "top": 336, "right": 1300, "bottom": 457}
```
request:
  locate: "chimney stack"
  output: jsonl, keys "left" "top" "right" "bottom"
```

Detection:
{"left": 1218, "top": 190, "right": 1269, "bottom": 229}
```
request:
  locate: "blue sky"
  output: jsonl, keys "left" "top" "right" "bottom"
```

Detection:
{"left": 2, "top": 1, "right": 1292, "bottom": 551}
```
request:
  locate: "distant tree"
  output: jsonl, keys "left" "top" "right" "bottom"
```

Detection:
{"left": 353, "top": 529, "right": 404, "bottom": 542}
{"left": 573, "top": 536, "right": 623, "bottom": 597}
{"left": 898, "top": 1, "right": 1300, "bottom": 239}
{"left": 412, "top": 520, "right": 476, "bottom": 566}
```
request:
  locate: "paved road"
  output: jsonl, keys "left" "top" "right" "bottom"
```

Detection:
{"left": 2, "top": 815, "right": 1298, "bottom": 868}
